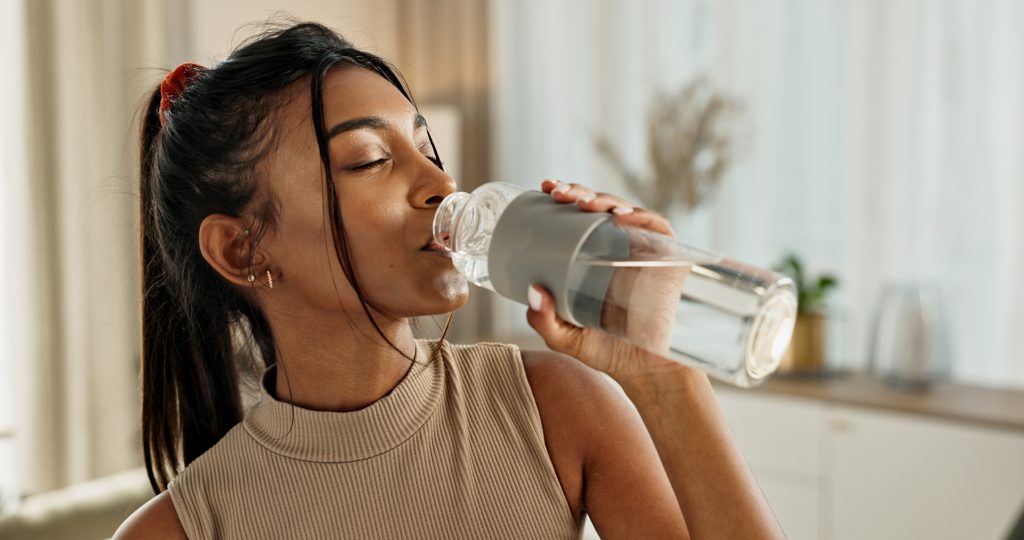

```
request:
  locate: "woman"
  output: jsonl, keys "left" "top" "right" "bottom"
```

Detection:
{"left": 115, "top": 21, "right": 782, "bottom": 539}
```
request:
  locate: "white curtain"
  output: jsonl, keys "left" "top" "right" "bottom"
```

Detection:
{"left": 3, "top": 0, "right": 171, "bottom": 494}
{"left": 489, "top": 0, "right": 1024, "bottom": 388}
{"left": 0, "top": 0, "right": 28, "bottom": 505}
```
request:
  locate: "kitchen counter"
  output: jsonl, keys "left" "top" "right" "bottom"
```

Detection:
{"left": 725, "top": 371, "right": 1024, "bottom": 433}
{"left": 474, "top": 332, "right": 1024, "bottom": 433}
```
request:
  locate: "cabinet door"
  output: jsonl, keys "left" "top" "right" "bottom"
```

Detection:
{"left": 715, "top": 390, "right": 825, "bottom": 539}
{"left": 754, "top": 471, "right": 822, "bottom": 540}
{"left": 827, "top": 406, "right": 1024, "bottom": 540}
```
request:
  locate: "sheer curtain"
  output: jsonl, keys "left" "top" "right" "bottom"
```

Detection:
{"left": 0, "top": 0, "right": 28, "bottom": 507}
{"left": 489, "top": 0, "right": 1024, "bottom": 388}
{"left": 3, "top": 0, "right": 171, "bottom": 494}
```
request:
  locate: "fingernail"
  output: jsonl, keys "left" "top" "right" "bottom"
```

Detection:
{"left": 577, "top": 191, "right": 596, "bottom": 203}
{"left": 527, "top": 285, "right": 542, "bottom": 311}
{"left": 552, "top": 182, "right": 571, "bottom": 195}
{"left": 612, "top": 205, "right": 634, "bottom": 215}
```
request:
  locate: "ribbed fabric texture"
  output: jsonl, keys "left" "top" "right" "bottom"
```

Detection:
{"left": 168, "top": 339, "right": 582, "bottom": 539}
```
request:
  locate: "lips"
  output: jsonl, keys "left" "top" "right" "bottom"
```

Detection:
{"left": 423, "top": 239, "right": 448, "bottom": 252}
{"left": 422, "top": 232, "right": 452, "bottom": 252}
{"left": 422, "top": 239, "right": 452, "bottom": 258}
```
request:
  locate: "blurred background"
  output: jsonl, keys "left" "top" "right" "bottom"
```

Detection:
{"left": 1, "top": 0, "right": 1022, "bottom": 539}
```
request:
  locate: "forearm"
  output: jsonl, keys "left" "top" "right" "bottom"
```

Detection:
{"left": 614, "top": 367, "right": 784, "bottom": 540}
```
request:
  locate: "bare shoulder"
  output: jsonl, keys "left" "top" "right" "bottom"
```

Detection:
{"left": 519, "top": 348, "right": 626, "bottom": 521}
{"left": 112, "top": 491, "right": 187, "bottom": 540}
{"left": 518, "top": 347, "right": 642, "bottom": 473}
{"left": 519, "top": 348, "right": 635, "bottom": 426}
{"left": 520, "top": 348, "right": 688, "bottom": 537}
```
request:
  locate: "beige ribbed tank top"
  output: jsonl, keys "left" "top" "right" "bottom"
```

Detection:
{"left": 168, "top": 339, "right": 583, "bottom": 539}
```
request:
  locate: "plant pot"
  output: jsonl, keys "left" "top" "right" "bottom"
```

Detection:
{"left": 777, "top": 312, "right": 829, "bottom": 374}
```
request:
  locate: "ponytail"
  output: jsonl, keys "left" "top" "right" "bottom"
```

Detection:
{"left": 139, "top": 85, "right": 244, "bottom": 493}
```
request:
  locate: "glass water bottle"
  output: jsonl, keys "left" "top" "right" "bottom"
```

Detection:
{"left": 433, "top": 182, "right": 798, "bottom": 387}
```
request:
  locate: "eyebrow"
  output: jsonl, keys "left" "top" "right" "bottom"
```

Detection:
{"left": 327, "top": 113, "right": 427, "bottom": 138}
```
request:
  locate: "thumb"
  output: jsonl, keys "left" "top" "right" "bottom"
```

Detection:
{"left": 525, "top": 284, "right": 584, "bottom": 357}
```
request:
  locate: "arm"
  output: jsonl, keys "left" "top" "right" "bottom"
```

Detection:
{"left": 112, "top": 491, "right": 188, "bottom": 540}
{"left": 527, "top": 286, "right": 783, "bottom": 539}
{"left": 614, "top": 367, "right": 784, "bottom": 539}
{"left": 525, "top": 179, "right": 784, "bottom": 539}
{"left": 521, "top": 349, "right": 690, "bottom": 539}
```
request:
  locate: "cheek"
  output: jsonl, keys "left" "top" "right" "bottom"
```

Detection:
{"left": 341, "top": 203, "right": 404, "bottom": 263}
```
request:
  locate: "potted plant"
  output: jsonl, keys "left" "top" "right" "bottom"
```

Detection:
{"left": 773, "top": 253, "right": 839, "bottom": 374}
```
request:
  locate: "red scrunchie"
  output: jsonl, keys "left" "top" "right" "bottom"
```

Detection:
{"left": 159, "top": 63, "right": 206, "bottom": 126}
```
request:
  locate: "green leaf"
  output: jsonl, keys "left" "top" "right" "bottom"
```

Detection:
{"left": 818, "top": 275, "right": 838, "bottom": 291}
{"left": 775, "top": 252, "right": 839, "bottom": 314}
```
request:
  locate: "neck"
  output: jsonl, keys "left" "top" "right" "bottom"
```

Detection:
{"left": 266, "top": 307, "right": 419, "bottom": 412}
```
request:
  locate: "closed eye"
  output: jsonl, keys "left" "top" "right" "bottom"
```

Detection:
{"left": 351, "top": 158, "right": 389, "bottom": 171}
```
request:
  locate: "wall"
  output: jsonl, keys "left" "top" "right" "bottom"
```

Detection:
{"left": 181, "top": 0, "right": 398, "bottom": 62}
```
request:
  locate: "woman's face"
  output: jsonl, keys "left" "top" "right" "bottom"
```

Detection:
{"left": 260, "top": 66, "right": 468, "bottom": 321}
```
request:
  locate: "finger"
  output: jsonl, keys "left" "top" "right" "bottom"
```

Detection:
{"left": 546, "top": 181, "right": 601, "bottom": 204}
{"left": 540, "top": 181, "right": 675, "bottom": 236}
{"left": 540, "top": 178, "right": 562, "bottom": 194}
{"left": 573, "top": 191, "right": 638, "bottom": 213}
{"left": 525, "top": 283, "right": 583, "bottom": 357}
{"left": 611, "top": 208, "right": 676, "bottom": 237}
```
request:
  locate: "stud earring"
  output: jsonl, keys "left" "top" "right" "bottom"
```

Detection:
{"left": 266, "top": 270, "right": 274, "bottom": 290}
{"left": 247, "top": 272, "right": 255, "bottom": 284}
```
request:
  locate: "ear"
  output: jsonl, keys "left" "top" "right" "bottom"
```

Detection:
{"left": 198, "top": 214, "right": 267, "bottom": 288}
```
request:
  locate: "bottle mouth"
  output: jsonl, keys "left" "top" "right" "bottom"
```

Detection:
{"left": 744, "top": 282, "right": 798, "bottom": 381}
{"left": 433, "top": 191, "right": 470, "bottom": 252}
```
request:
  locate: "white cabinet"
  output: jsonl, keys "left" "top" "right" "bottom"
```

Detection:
{"left": 715, "top": 391, "right": 827, "bottom": 540}
{"left": 755, "top": 472, "right": 822, "bottom": 540}
{"left": 827, "top": 407, "right": 1024, "bottom": 540}
{"left": 715, "top": 389, "right": 1024, "bottom": 540}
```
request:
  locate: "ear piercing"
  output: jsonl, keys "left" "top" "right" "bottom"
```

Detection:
{"left": 243, "top": 227, "right": 274, "bottom": 290}
{"left": 246, "top": 269, "right": 275, "bottom": 289}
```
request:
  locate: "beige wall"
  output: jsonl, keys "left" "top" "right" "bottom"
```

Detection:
{"left": 182, "top": 0, "right": 399, "bottom": 61}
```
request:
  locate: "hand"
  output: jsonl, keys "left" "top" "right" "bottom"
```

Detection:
{"left": 525, "top": 180, "right": 695, "bottom": 380}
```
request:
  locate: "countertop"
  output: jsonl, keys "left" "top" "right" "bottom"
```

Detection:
{"left": 719, "top": 371, "right": 1024, "bottom": 433}
{"left": 475, "top": 331, "right": 1024, "bottom": 434}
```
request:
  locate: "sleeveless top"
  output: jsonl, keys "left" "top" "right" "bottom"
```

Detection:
{"left": 167, "top": 339, "right": 583, "bottom": 539}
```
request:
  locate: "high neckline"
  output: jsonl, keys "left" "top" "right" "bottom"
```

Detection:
{"left": 243, "top": 339, "right": 447, "bottom": 463}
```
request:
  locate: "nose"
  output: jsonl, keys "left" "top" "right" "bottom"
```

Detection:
{"left": 413, "top": 154, "right": 458, "bottom": 209}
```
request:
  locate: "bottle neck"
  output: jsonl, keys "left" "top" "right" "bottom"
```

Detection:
{"left": 433, "top": 191, "right": 470, "bottom": 252}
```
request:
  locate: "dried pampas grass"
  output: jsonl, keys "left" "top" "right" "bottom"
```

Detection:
{"left": 596, "top": 76, "right": 741, "bottom": 217}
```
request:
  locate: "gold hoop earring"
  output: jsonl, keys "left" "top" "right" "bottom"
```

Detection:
{"left": 266, "top": 270, "right": 274, "bottom": 290}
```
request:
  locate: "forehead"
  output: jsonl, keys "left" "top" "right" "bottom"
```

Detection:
{"left": 321, "top": 66, "right": 415, "bottom": 123}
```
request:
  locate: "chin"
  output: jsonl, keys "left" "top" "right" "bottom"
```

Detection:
{"left": 398, "top": 274, "right": 469, "bottom": 318}
{"left": 433, "top": 277, "right": 470, "bottom": 312}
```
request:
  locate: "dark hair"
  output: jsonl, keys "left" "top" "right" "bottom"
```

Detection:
{"left": 139, "top": 21, "right": 451, "bottom": 493}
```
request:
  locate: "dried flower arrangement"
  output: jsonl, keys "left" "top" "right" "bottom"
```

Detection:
{"left": 595, "top": 76, "right": 741, "bottom": 217}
